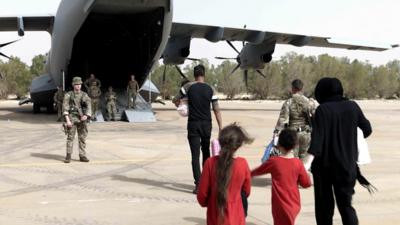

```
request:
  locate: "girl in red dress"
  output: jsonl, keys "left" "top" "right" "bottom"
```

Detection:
{"left": 197, "top": 123, "right": 253, "bottom": 225}
{"left": 252, "top": 129, "right": 311, "bottom": 225}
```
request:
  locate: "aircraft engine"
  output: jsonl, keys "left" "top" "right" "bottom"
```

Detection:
{"left": 162, "top": 36, "right": 191, "bottom": 65}
{"left": 239, "top": 41, "right": 275, "bottom": 70}
{"left": 215, "top": 40, "right": 276, "bottom": 87}
{"left": 261, "top": 52, "right": 273, "bottom": 63}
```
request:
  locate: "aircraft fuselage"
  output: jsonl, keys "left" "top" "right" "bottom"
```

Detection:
{"left": 30, "top": 0, "right": 172, "bottom": 110}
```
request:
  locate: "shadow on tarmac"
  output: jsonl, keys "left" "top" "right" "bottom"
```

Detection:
{"left": 183, "top": 217, "right": 259, "bottom": 225}
{"left": 111, "top": 175, "right": 194, "bottom": 194}
{"left": 30, "top": 153, "right": 79, "bottom": 162}
{"left": 183, "top": 217, "right": 206, "bottom": 225}
{"left": 0, "top": 104, "right": 57, "bottom": 124}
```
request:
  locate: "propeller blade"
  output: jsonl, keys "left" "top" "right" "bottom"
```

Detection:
{"left": 187, "top": 57, "right": 201, "bottom": 61}
{"left": 256, "top": 70, "right": 266, "bottom": 78}
{"left": 0, "top": 39, "right": 19, "bottom": 48}
{"left": 244, "top": 70, "right": 248, "bottom": 88}
{"left": 226, "top": 40, "right": 240, "bottom": 54}
{"left": 175, "top": 65, "right": 188, "bottom": 79}
{"left": 0, "top": 52, "right": 11, "bottom": 60}
{"left": 162, "top": 65, "right": 167, "bottom": 84}
{"left": 228, "top": 64, "right": 241, "bottom": 76}
{"left": 215, "top": 57, "right": 237, "bottom": 60}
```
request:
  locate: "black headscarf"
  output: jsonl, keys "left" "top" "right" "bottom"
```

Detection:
{"left": 314, "top": 77, "right": 345, "bottom": 104}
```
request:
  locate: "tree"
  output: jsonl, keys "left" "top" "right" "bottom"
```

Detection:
{"left": 151, "top": 63, "right": 182, "bottom": 100}
{"left": 385, "top": 60, "right": 400, "bottom": 97}
{"left": 247, "top": 62, "right": 283, "bottom": 99}
{"left": 214, "top": 60, "right": 244, "bottom": 99}
{"left": 345, "top": 60, "right": 370, "bottom": 98}
{"left": 0, "top": 57, "right": 31, "bottom": 99}
{"left": 30, "top": 54, "right": 47, "bottom": 77}
{"left": 371, "top": 66, "right": 398, "bottom": 98}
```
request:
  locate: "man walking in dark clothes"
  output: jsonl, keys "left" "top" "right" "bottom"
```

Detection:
{"left": 173, "top": 64, "right": 222, "bottom": 194}
{"left": 304, "top": 77, "right": 372, "bottom": 225}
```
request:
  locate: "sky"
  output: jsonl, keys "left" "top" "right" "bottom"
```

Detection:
{"left": 0, "top": 0, "right": 399, "bottom": 66}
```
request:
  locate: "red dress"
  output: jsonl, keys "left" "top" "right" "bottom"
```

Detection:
{"left": 197, "top": 156, "right": 251, "bottom": 225}
{"left": 251, "top": 156, "right": 311, "bottom": 225}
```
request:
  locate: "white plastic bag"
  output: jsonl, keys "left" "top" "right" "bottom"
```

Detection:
{"left": 211, "top": 139, "right": 221, "bottom": 156}
{"left": 357, "top": 128, "right": 371, "bottom": 165}
{"left": 177, "top": 102, "right": 188, "bottom": 117}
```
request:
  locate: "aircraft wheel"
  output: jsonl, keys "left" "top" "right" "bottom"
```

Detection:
{"left": 46, "top": 104, "right": 54, "bottom": 113}
{"left": 33, "top": 103, "right": 41, "bottom": 114}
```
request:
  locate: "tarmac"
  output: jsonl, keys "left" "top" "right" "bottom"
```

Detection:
{"left": 0, "top": 99, "right": 399, "bottom": 225}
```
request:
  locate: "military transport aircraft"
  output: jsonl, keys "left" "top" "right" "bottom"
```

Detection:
{"left": 0, "top": 0, "right": 396, "bottom": 113}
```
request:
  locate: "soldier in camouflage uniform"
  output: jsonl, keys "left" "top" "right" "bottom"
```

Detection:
{"left": 63, "top": 77, "right": 92, "bottom": 163}
{"left": 88, "top": 81, "right": 102, "bottom": 121}
{"left": 274, "top": 79, "right": 315, "bottom": 160}
{"left": 84, "top": 73, "right": 101, "bottom": 90}
{"left": 127, "top": 74, "right": 139, "bottom": 109}
{"left": 53, "top": 86, "right": 65, "bottom": 122}
{"left": 105, "top": 86, "right": 117, "bottom": 121}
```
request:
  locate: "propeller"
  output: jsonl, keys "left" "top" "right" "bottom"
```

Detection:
{"left": 175, "top": 65, "right": 189, "bottom": 80}
{"left": 162, "top": 65, "right": 167, "bottom": 85}
{"left": 215, "top": 39, "right": 266, "bottom": 88}
{"left": 215, "top": 57, "right": 237, "bottom": 60}
{"left": 0, "top": 39, "right": 19, "bottom": 59}
{"left": 161, "top": 65, "right": 189, "bottom": 86}
{"left": 187, "top": 57, "right": 202, "bottom": 61}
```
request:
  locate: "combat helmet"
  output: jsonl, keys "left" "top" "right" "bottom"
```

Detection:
{"left": 72, "top": 77, "right": 83, "bottom": 85}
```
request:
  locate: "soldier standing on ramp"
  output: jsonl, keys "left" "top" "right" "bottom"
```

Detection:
{"left": 274, "top": 79, "right": 315, "bottom": 160}
{"left": 63, "top": 77, "right": 92, "bottom": 163}
{"left": 105, "top": 86, "right": 117, "bottom": 121}
{"left": 53, "top": 85, "right": 65, "bottom": 122}
{"left": 88, "top": 81, "right": 102, "bottom": 121}
{"left": 84, "top": 73, "right": 101, "bottom": 90}
{"left": 127, "top": 74, "right": 139, "bottom": 109}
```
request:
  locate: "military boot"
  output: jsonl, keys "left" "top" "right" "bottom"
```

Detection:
{"left": 79, "top": 155, "right": 90, "bottom": 162}
{"left": 64, "top": 153, "right": 71, "bottom": 163}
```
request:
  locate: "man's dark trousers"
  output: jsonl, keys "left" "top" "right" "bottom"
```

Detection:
{"left": 187, "top": 121, "right": 212, "bottom": 185}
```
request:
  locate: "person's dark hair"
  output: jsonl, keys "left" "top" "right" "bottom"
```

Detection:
{"left": 278, "top": 128, "right": 298, "bottom": 152}
{"left": 314, "top": 77, "right": 344, "bottom": 104}
{"left": 216, "top": 123, "right": 253, "bottom": 222}
{"left": 291, "top": 79, "right": 303, "bottom": 91}
{"left": 193, "top": 64, "right": 205, "bottom": 78}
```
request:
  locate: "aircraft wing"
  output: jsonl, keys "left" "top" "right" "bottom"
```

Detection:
{"left": 171, "top": 22, "right": 396, "bottom": 51}
{"left": 0, "top": 16, "right": 54, "bottom": 34}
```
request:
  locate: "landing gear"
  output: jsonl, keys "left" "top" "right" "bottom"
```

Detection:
{"left": 33, "top": 103, "right": 41, "bottom": 114}
{"left": 46, "top": 104, "right": 54, "bottom": 113}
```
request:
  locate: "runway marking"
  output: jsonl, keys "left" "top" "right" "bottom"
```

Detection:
{"left": 0, "top": 155, "right": 263, "bottom": 168}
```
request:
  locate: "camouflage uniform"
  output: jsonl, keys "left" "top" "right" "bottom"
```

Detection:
{"left": 63, "top": 87, "right": 92, "bottom": 158}
{"left": 105, "top": 89, "right": 117, "bottom": 121}
{"left": 53, "top": 88, "right": 65, "bottom": 121}
{"left": 84, "top": 77, "right": 101, "bottom": 90}
{"left": 88, "top": 85, "right": 102, "bottom": 119}
{"left": 275, "top": 93, "right": 315, "bottom": 160}
{"left": 127, "top": 80, "right": 139, "bottom": 109}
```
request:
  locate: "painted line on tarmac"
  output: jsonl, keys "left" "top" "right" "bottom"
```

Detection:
{"left": 0, "top": 155, "right": 263, "bottom": 168}
{"left": 0, "top": 159, "right": 166, "bottom": 168}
